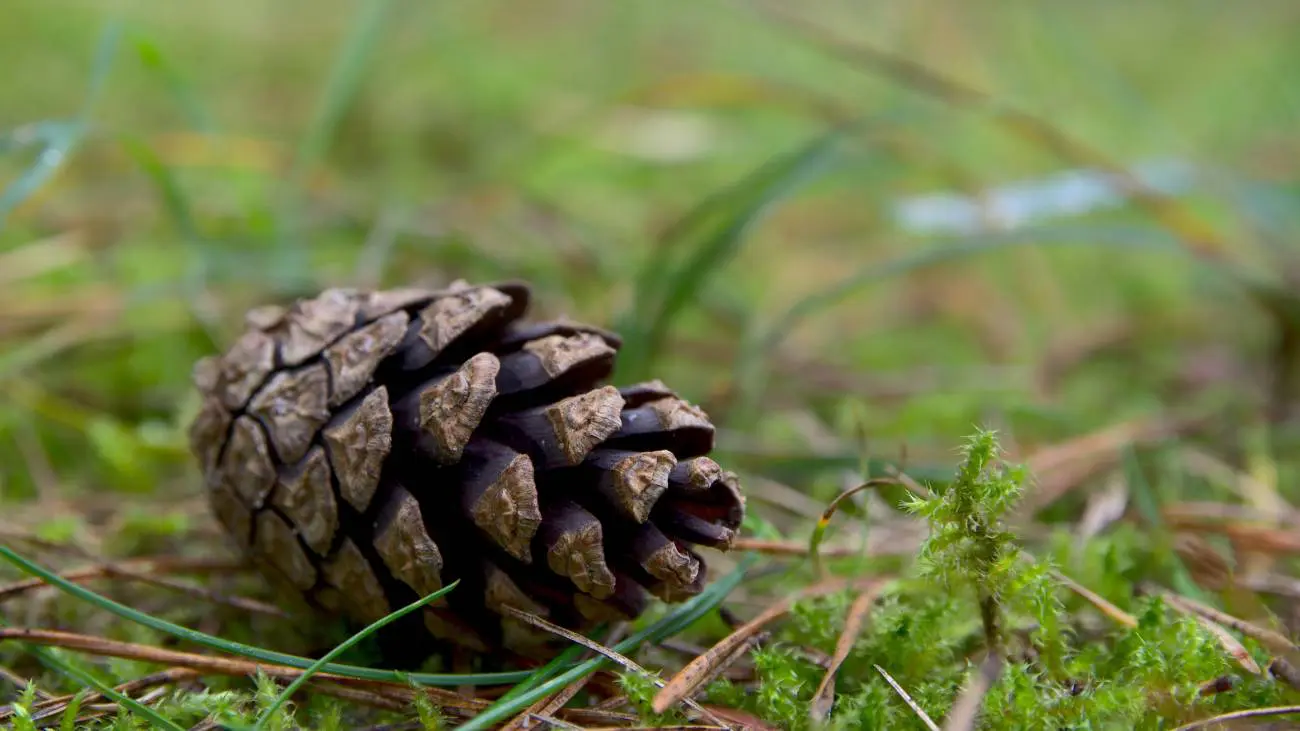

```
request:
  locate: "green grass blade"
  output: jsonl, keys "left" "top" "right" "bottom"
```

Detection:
{"left": 756, "top": 223, "right": 1188, "bottom": 356}
{"left": 253, "top": 581, "right": 459, "bottom": 730}
{"left": 58, "top": 689, "right": 88, "bottom": 731}
{"left": 458, "top": 553, "right": 757, "bottom": 730}
{"left": 0, "top": 21, "right": 122, "bottom": 229}
{"left": 492, "top": 642, "right": 587, "bottom": 706}
{"left": 119, "top": 135, "right": 202, "bottom": 241}
{"left": 292, "top": 0, "right": 396, "bottom": 178}
{"left": 0, "top": 617, "right": 184, "bottom": 731}
{"left": 615, "top": 125, "right": 851, "bottom": 382}
{"left": 0, "top": 122, "right": 86, "bottom": 231}
{"left": 0, "top": 545, "right": 531, "bottom": 687}
{"left": 132, "top": 34, "right": 216, "bottom": 133}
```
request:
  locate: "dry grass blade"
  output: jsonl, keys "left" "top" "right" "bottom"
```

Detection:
{"left": 690, "top": 631, "right": 767, "bottom": 695}
{"left": 1158, "top": 590, "right": 1297, "bottom": 656}
{"left": 0, "top": 627, "right": 490, "bottom": 713}
{"left": 581, "top": 727, "right": 727, "bottom": 730}
{"left": 499, "top": 605, "right": 729, "bottom": 728}
{"left": 0, "top": 556, "right": 247, "bottom": 603}
{"left": 1014, "top": 417, "right": 1183, "bottom": 518}
{"left": 500, "top": 627, "right": 625, "bottom": 731}
{"left": 500, "top": 675, "right": 591, "bottom": 731}
{"left": 0, "top": 664, "right": 49, "bottom": 698}
{"left": 1172, "top": 705, "right": 1300, "bottom": 730}
{"left": 1053, "top": 571, "right": 1137, "bottom": 629}
{"left": 1075, "top": 474, "right": 1128, "bottom": 543}
{"left": 700, "top": 705, "right": 781, "bottom": 731}
{"left": 103, "top": 566, "right": 288, "bottom": 618}
{"left": 810, "top": 587, "right": 879, "bottom": 720}
{"left": 730, "top": 538, "right": 861, "bottom": 558}
{"left": 1191, "top": 616, "right": 1262, "bottom": 675}
{"left": 27, "top": 667, "right": 201, "bottom": 721}
{"left": 941, "top": 654, "right": 1003, "bottom": 731}
{"left": 652, "top": 576, "right": 881, "bottom": 715}
{"left": 1269, "top": 658, "right": 1300, "bottom": 691}
{"left": 874, "top": 664, "right": 940, "bottom": 731}
{"left": 301, "top": 679, "right": 410, "bottom": 712}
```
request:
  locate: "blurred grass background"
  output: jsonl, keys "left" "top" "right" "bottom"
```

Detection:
{"left": 2, "top": 0, "right": 1300, "bottom": 607}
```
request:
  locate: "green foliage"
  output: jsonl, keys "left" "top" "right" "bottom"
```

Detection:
{"left": 410, "top": 681, "right": 447, "bottom": 730}
{"left": 2, "top": 2, "right": 1299, "bottom": 728}
{"left": 697, "top": 430, "right": 1300, "bottom": 729}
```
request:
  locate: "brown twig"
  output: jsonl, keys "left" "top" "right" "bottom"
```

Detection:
{"left": 1015, "top": 417, "right": 1184, "bottom": 518}
{"left": 0, "top": 556, "right": 248, "bottom": 604}
{"left": 1156, "top": 590, "right": 1297, "bottom": 658}
{"left": 500, "top": 626, "right": 626, "bottom": 731}
{"left": 26, "top": 667, "right": 202, "bottom": 722}
{"left": 102, "top": 566, "right": 287, "bottom": 617}
{"left": 729, "top": 538, "right": 862, "bottom": 558}
{"left": 1172, "top": 705, "right": 1300, "bottom": 730}
{"left": 652, "top": 576, "right": 884, "bottom": 715}
{"left": 500, "top": 606, "right": 729, "bottom": 728}
{"left": 810, "top": 587, "right": 879, "bottom": 720}
{"left": 1052, "top": 571, "right": 1137, "bottom": 629}
{"left": 0, "top": 665, "right": 50, "bottom": 699}
{"left": 1160, "top": 596, "right": 1262, "bottom": 676}
{"left": 0, "top": 627, "right": 489, "bottom": 714}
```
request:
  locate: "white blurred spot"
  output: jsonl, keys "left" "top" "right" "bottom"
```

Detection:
{"left": 591, "top": 106, "right": 718, "bottom": 164}
{"left": 892, "top": 159, "right": 1195, "bottom": 234}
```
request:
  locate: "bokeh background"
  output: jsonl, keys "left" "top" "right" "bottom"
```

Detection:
{"left": 2, "top": 0, "right": 1300, "bottom": 604}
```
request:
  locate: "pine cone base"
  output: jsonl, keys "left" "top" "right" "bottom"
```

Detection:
{"left": 188, "top": 281, "right": 744, "bottom": 660}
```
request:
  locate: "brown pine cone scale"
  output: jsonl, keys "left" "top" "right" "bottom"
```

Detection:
{"left": 188, "top": 280, "right": 745, "bottom": 661}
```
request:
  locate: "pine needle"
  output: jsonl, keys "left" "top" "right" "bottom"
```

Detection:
{"left": 809, "top": 587, "right": 880, "bottom": 720}
{"left": 874, "top": 664, "right": 940, "bottom": 731}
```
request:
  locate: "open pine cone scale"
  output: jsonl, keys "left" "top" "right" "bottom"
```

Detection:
{"left": 188, "top": 280, "right": 744, "bottom": 659}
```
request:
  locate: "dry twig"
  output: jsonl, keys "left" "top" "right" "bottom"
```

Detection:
{"left": 810, "top": 587, "right": 879, "bottom": 720}
{"left": 652, "top": 576, "right": 884, "bottom": 715}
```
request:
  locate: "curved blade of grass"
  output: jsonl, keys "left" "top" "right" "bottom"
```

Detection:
{"left": 756, "top": 223, "right": 1187, "bottom": 356}
{"left": 119, "top": 136, "right": 202, "bottom": 242}
{"left": 131, "top": 34, "right": 216, "bottom": 133}
{"left": 616, "top": 125, "right": 853, "bottom": 382}
{"left": 724, "top": 223, "right": 1196, "bottom": 425}
{"left": 492, "top": 642, "right": 587, "bottom": 706}
{"left": 117, "top": 134, "right": 219, "bottom": 344}
{"left": 0, "top": 21, "right": 122, "bottom": 229}
{"left": 0, "top": 616, "right": 183, "bottom": 731}
{"left": 0, "top": 545, "right": 531, "bottom": 687}
{"left": 253, "top": 581, "right": 458, "bottom": 730}
{"left": 459, "top": 552, "right": 758, "bottom": 731}
{"left": 292, "top": 0, "right": 395, "bottom": 177}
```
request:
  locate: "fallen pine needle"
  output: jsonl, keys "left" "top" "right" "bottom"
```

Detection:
{"left": 500, "top": 627, "right": 624, "bottom": 731}
{"left": 1158, "top": 590, "right": 1298, "bottom": 657}
{"left": 1052, "top": 571, "right": 1137, "bottom": 628}
{"left": 500, "top": 605, "right": 727, "bottom": 728}
{"left": 652, "top": 576, "right": 884, "bottom": 715}
{"left": 0, "top": 556, "right": 248, "bottom": 604}
{"left": 1172, "top": 705, "right": 1300, "bottom": 730}
{"left": 810, "top": 587, "right": 880, "bottom": 720}
{"left": 0, "top": 626, "right": 489, "bottom": 714}
{"left": 874, "top": 664, "right": 939, "bottom": 731}
{"left": 730, "top": 538, "right": 861, "bottom": 558}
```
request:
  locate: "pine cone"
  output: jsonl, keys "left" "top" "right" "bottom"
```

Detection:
{"left": 187, "top": 280, "right": 744, "bottom": 660}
